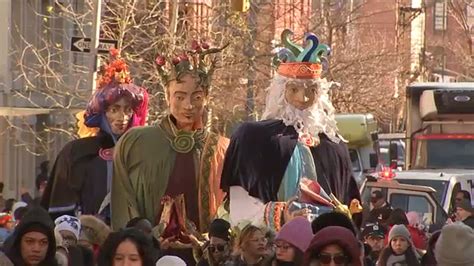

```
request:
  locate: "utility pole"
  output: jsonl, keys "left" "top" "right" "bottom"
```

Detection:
{"left": 245, "top": 1, "right": 257, "bottom": 121}
{"left": 393, "top": 0, "right": 401, "bottom": 132}
{"left": 88, "top": 0, "right": 102, "bottom": 93}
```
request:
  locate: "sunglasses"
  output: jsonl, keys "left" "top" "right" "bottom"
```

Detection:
{"left": 274, "top": 243, "right": 291, "bottom": 250}
{"left": 317, "top": 253, "right": 348, "bottom": 265}
{"left": 209, "top": 244, "right": 226, "bottom": 253}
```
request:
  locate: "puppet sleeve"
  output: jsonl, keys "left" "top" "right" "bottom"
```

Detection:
{"left": 111, "top": 129, "right": 141, "bottom": 230}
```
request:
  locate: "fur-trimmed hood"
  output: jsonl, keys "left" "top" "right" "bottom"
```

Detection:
{"left": 79, "top": 215, "right": 111, "bottom": 246}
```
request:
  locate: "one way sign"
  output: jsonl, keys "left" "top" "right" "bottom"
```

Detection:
{"left": 70, "top": 37, "right": 118, "bottom": 54}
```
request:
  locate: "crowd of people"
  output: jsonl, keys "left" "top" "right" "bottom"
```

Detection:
{"left": 1, "top": 177, "right": 474, "bottom": 266}
{"left": 0, "top": 193, "right": 473, "bottom": 265}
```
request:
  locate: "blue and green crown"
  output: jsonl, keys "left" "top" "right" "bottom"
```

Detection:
{"left": 273, "top": 29, "right": 331, "bottom": 79}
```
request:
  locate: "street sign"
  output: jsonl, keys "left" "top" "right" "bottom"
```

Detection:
{"left": 70, "top": 37, "right": 118, "bottom": 54}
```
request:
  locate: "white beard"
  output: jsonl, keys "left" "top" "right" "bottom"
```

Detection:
{"left": 261, "top": 74, "right": 340, "bottom": 143}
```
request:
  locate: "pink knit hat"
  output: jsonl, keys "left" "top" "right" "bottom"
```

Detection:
{"left": 275, "top": 217, "right": 314, "bottom": 252}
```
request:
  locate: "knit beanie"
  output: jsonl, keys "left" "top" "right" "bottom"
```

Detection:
{"left": 208, "top": 219, "right": 231, "bottom": 241}
{"left": 276, "top": 217, "right": 313, "bottom": 252}
{"left": 156, "top": 255, "right": 186, "bottom": 266}
{"left": 388, "top": 224, "right": 412, "bottom": 244}
{"left": 435, "top": 222, "right": 474, "bottom": 265}
{"left": 303, "top": 226, "right": 361, "bottom": 266}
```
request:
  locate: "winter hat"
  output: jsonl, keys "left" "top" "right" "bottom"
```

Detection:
{"left": 362, "top": 223, "right": 386, "bottom": 239}
{"left": 303, "top": 226, "right": 361, "bottom": 266}
{"left": 276, "top": 217, "right": 313, "bottom": 252}
{"left": 388, "top": 224, "right": 412, "bottom": 244}
{"left": 208, "top": 218, "right": 231, "bottom": 241}
{"left": 406, "top": 211, "right": 421, "bottom": 227}
{"left": 311, "top": 211, "right": 358, "bottom": 236}
{"left": 456, "top": 198, "right": 474, "bottom": 213}
{"left": 155, "top": 255, "right": 186, "bottom": 266}
{"left": 54, "top": 215, "right": 81, "bottom": 240}
{"left": 435, "top": 222, "right": 474, "bottom": 265}
{"left": 11, "top": 202, "right": 27, "bottom": 216}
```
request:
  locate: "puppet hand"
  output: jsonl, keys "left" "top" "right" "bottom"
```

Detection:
{"left": 331, "top": 194, "right": 352, "bottom": 219}
{"left": 349, "top": 199, "right": 363, "bottom": 214}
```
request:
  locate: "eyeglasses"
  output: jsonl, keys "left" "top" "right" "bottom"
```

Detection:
{"left": 317, "top": 253, "right": 349, "bottom": 265}
{"left": 209, "top": 244, "right": 226, "bottom": 253}
{"left": 274, "top": 243, "right": 291, "bottom": 250}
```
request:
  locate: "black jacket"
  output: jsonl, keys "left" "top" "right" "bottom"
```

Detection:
{"left": 462, "top": 215, "right": 474, "bottom": 229}
{"left": 4, "top": 206, "right": 58, "bottom": 266}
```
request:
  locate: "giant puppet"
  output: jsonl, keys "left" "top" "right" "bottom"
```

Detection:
{"left": 220, "top": 30, "right": 361, "bottom": 229}
{"left": 41, "top": 49, "right": 148, "bottom": 223}
{"left": 111, "top": 41, "right": 228, "bottom": 247}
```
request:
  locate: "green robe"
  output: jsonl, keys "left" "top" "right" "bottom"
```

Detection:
{"left": 111, "top": 116, "right": 228, "bottom": 232}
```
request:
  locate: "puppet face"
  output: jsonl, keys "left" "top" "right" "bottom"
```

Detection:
{"left": 284, "top": 80, "right": 318, "bottom": 110}
{"left": 167, "top": 73, "right": 207, "bottom": 131}
{"left": 105, "top": 97, "right": 133, "bottom": 135}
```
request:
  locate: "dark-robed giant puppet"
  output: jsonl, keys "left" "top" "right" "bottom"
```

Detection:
{"left": 41, "top": 49, "right": 148, "bottom": 223}
{"left": 220, "top": 30, "right": 361, "bottom": 230}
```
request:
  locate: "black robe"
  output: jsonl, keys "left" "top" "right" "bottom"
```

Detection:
{"left": 41, "top": 133, "right": 113, "bottom": 220}
{"left": 220, "top": 119, "right": 360, "bottom": 205}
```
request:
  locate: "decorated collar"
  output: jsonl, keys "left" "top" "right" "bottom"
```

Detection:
{"left": 160, "top": 115, "right": 207, "bottom": 153}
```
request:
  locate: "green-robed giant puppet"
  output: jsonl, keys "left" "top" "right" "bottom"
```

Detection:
{"left": 110, "top": 40, "right": 229, "bottom": 263}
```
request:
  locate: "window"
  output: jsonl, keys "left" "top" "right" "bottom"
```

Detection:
{"left": 390, "top": 194, "right": 433, "bottom": 223}
{"left": 349, "top": 149, "right": 362, "bottom": 172}
{"left": 434, "top": 0, "right": 447, "bottom": 31}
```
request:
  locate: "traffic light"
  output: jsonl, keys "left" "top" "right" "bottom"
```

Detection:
{"left": 231, "top": 0, "right": 250, "bottom": 12}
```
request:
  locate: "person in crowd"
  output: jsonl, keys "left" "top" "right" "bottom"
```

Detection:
{"left": 311, "top": 211, "right": 359, "bottom": 237}
{"left": 54, "top": 215, "right": 81, "bottom": 248}
{"left": 455, "top": 198, "right": 474, "bottom": 229}
{"left": 197, "top": 219, "right": 233, "bottom": 266}
{"left": 41, "top": 49, "right": 148, "bottom": 223}
{"left": 98, "top": 228, "right": 157, "bottom": 266}
{"left": 126, "top": 217, "right": 160, "bottom": 251}
{"left": 12, "top": 201, "right": 28, "bottom": 222}
{"left": 449, "top": 190, "right": 471, "bottom": 221}
{"left": 0, "top": 183, "right": 5, "bottom": 212}
{"left": 35, "top": 161, "right": 49, "bottom": 191}
{"left": 0, "top": 213, "right": 14, "bottom": 245}
{"left": 365, "top": 191, "right": 392, "bottom": 226}
{"left": 156, "top": 255, "right": 187, "bottom": 266}
{"left": 79, "top": 215, "right": 112, "bottom": 260}
{"left": 420, "top": 230, "right": 440, "bottom": 265}
{"left": 264, "top": 229, "right": 276, "bottom": 260}
{"left": 54, "top": 230, "right": 69, "bottom": 266}
{"left": 21, "top": 183, "right": 46, "bottom": 206}
{"left": 361, "top": 223, "right": 386, "bottom": 263}
{"left": 303, "top": 226, "right": 361, "bottom": 266}
{"left": 384, "top": 208, "right": 426, "bottom": 250}
{"left": 454, "top": 190, "right": 471, "bottom": 211}
{"left": 271, "top": 217, "right": 313, "bottom": 266}
{"left": 2, "top": 199, "right": 15, "bottom": 213}
{"left": 3, "top": 206, "right": 58, "bottom": 265}
{"left": 377, "top": 224, "right": 420, "bottom": 266}
{"left": 224, "top": 225, "right": 269, "bottom": 266}
{"left": 435, "top": 222, "right": 474, "bottom": 266}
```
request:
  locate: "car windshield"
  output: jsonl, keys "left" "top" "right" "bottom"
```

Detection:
{"left": 396, "top": 179, "right": 449, "bottom": 206}
{"left": 414, "top": 139, "right": 474, "bottom": 169}
{"left": 379, "top": 140, "right": 405, "bottom": 166}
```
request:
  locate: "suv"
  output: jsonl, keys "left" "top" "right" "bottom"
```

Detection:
{"left": 360, "top": 174, "right": 448, "bottom": 230}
